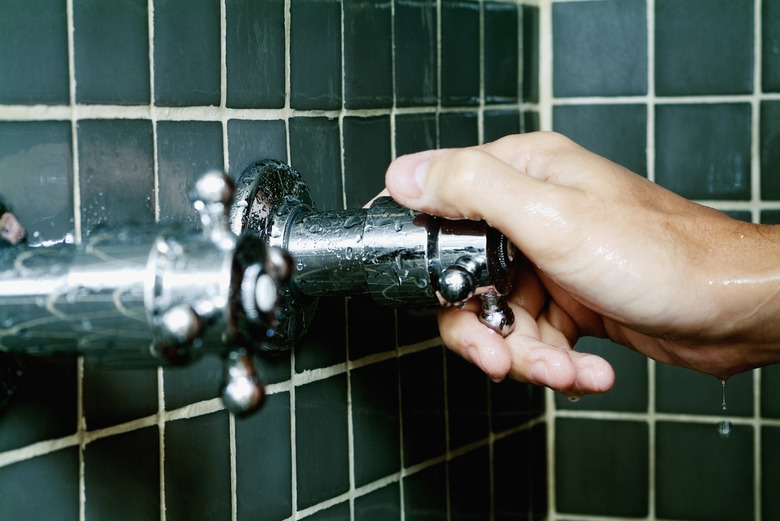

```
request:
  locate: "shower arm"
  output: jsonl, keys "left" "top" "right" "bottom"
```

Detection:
{"left": 0, "top": 161, "right": 517, "bottom": 416}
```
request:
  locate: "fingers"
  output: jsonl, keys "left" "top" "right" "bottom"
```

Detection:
{"left": 438, "top": 299, "right": 615, "bottom": 395}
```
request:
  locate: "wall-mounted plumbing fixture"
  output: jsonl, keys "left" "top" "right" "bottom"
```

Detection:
{"left": 0, "top": 161, "right": 517, "bottom": 416}
{"left": 230, "top": 160, "right": 517, "bottom": 351}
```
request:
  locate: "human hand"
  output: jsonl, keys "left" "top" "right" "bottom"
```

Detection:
{"left": 385, "top": 132, "right": 780, "bottom": 397}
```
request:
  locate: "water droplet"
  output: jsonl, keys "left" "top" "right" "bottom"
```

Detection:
{"left": 721, "top": 379, "right": 727, "bottom": 411}
{"left": 296, "top": 260, "right": 304, "bottom": 272}
{"left": 344, "top": 215, "right": 362, "bottom": 229}
{"left": 716, "top": 420, "right": 733, "bottom": 438}
{"left": 345, "top": 247, "right": 354, "bottom": 260}
{"left": 81, "top": 319, "right": 93, "bottom": 331}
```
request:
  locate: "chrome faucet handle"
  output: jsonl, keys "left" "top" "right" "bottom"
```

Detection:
{"left": 230, "top": 160, "right": 519, "bottom": 350}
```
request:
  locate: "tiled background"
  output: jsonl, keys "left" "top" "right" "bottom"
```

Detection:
{"left": 549, "top": 1, "right": 780, "bottom": 520}
{"left": 0, "top": 1, "right": 544, "bottom": 520}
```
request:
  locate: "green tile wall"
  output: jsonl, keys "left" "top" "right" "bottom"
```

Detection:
{"left": 552, "top": 1, "right": 780, "bottom": 520}
{"left": 0, "top": 1, "right": 542, "bottom": 520}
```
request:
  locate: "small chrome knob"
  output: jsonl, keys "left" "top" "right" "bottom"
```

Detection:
{"left": 221, "top": 348, "right": 265, "bottom": 416}
{"left": 439, "top": 265, "right": 477, "bottom": 306}
{"left": 479, "top": 291, "right": 514, "bottom": 337}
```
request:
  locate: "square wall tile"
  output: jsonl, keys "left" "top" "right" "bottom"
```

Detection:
{"left": 355, "top": 483, "right": 401, "bottom": 521}
{"left": 294, "top": 296, "right": 347, "bottom": 372}
{"left": 656, "top": 364, "right": 753, "bottom": 416}
{"left": 441, "top": 0, "right": 480, "bottom": 106}
{"left": 290, "top": 0, "right": 342, "bottom": 110}
{"left": 84, "top": 427, "right": 160, "bottom": 521}
{"left": 156, "top": 120, "right": 224, "bottom": 227}
{"left": 343, "top": 116, "right": 391, "bottom": 208}
{"left": 164, "top": 412, "right": 232, "bottom": 521}
{"left": 555, "top": 337, "right": 647, "bottom": 413}
{"left": 83, "top": 365, "right": 157, "bottom": 430}
{"left": 761, "top": 365, "right": 780, "bottom": 417}
{"left": 225, "top": 0, "right": 285, "bottom": 108}
{"left": 351, "top": 359, "right": 400, "bottom": 486}
{"left": 400, "top": 346, "right": 446, "bottom": 466}
{"left": 440, "top": 112, "right": 479, "bottom": 148}
{"left": 0, "top": 358, "right": 77, "bottom": 451}
{"left": 491, "top": 378, "right": 543, "bottom": 433}
{"left": 226, "top": 119, "right": 287, "bottom": 176}
{"left": 0, "top": 448, "right": 79, "bottom": 520}
{"left": 552, "top": 0, "right": 647, "bottom": 97}
{"left": 163, "top": 356, "right": 223, "bottom": 410}
{"left": 761, "top": 101, "right": 780, "bottom": 200}
{"left": 395, "top": 0, "right": 438, "bottom": 107}
{"left": 763, "top": 0, "right": 780, "bottom": 92}
{"left": 449, "top": 447, "right": 491, "bottom": 520}
{"left": 347, "top": 295, "right": 396, "bottom": 360}
{"left": 396, "top": 307, "right": 439, "bottom": 346}
{"left": 289, "top": 117, "right": 344, "bottom": 211}
{"left": 344, "top": 0, "right": 393, "bottom": 109}
{"left": 761, "top": 210, "right": 780, "bottom": 225}
{"left": 235, "top": 392, "right": 292, "bottom": 521}
{"left": 446, "top": 350, "right": 489, "bottom": 450}
{"left": 484, "top": 109, "right": 521, "bottom": 144}
{"left": 762, "top": 426, "right": 780, "bottom": 520}
{"left": 77, "top": 119, "right": 155, "bottom": 233}
{"left": 555, "top": 418, "right": 648, "bottom": 517}
{"left": 305, "top": 502, "right": 350, "bottom": 521}
{"left": 0, "top": 0, "right": 69, "bottom": 104}
{"left": 74, "top": 0, "right": 150, "bottom": 105}
{"left": 295, "top": 374, "right": 350, "bottom": 510}
{"left": 403, "top": 463, "right": 447, "bottom": 521}
{"left": 395, "top": 113, "right": 437, "bottom": 157}
{"left": 522, "top": 6, "right": 540, "bottom": 103}
{"left": 0, "top": 121, "right": 74, "bottom": 242}
{"left": 655, "top": 0, "right": 753, "bottom": 95}
{"left": 153, "top": 0, "right": 221, "bottom": 107}
{"left": 655, "top": 103, "right": 752, "bottom": 200}
{"left": 494, "top": 427, "right": 547, "bottom": 521}
{"left": 656, "top": 421, "right": 753, "bottom": 520}
{"left": 484, "top": 2, "right": 519, "bottom": 104}
{"left": 553, "top": 104, "right": 647, "bottom": 176}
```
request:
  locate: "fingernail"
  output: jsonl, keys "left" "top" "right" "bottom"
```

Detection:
{"left": 414, "top": 160, "right": 429, "bottom": 193}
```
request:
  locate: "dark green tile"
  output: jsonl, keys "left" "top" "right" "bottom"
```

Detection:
{"left": 156, "top": 120, "right": 224, "bottom": 227}
{"left": 352, "top": 359, "right": 400, "bottom": 486}
{"left": 395, "top": 113, "right": 437, "bottom": 157}
{"left": 0, "top": 121, "right": 74, "bottom": 243}
{"left": 400, "top": 346, "right": 446, "bottom": 466}
{"left": 235, "top": 392, "right": 292, "bottom": 521}
{"left": 0, "top": 358, "right": 77, "bottom": 451}
{"left": 446, "top": 350, "right": 489, "bottom": 450}
{"left": 226, "top": 0, "right": 285, "bottom": 108}
{"left": 77, "top": 119, "right": 155, "bottom": 233}
{"left": 163, "top": 355, "right": 223, "bottom": 410}
{"left": 656, "top": 363, "right": 753, "bottom": 417}
{"left": 553, "top": 0, "right": 647, "bottom": 97}
{"left": 153, "top": 0, "right": 221, "bottom": 106}
{"left": 761, "top": 100, "right": 780, "bottom": 200}
{"left": 491, "top": 378, "right": 543, "bottom": 433}
{"left": 761, "top": 365, "right": 780, "bottom": 417}
{"left": 522, "top": 6, "right": 540, "bottom": 103}
{"left": 83, "top": 365, "right": 157, "bottom": 430}
{"left": 74, "top": 0, "right": 150, "bottom": 105}
{"left": 226, "top": 119, "right": 287, "bottom": 176}
{"left": 396, "top": 307, "right": 438, "bottom": 346}
{"left": 403, "top": 463, "right": 447, "bottom": 521}
{"left": 655, "top": 103, "right": 752, "bottom": 200}
{"left": 0, "top": 0, "right": 69, "bottom": 104}
{"left": 347, "top": 295, "right": 396, "bottom": 360}
{"left": 441, "top": 0, "right": 480, "bottom": 106}
{"left": 0, "top": 448, "right": 79, "bottom": 520}
{"left": 555, "top": 418, "right": 648, "bottom": 517}
{"left": 761, "top": 210, "right": 780, "bottom": 224}
{"left": 305, "top": 501, "right": 350, "bottom": 521}
{"left": 656, "top": 421, "right": 753, "bottom": 521}
{"left": 344, "top": 0, "right": 393, "bottom": 109}
{"left": 395, "top": 0, "right": 438, "bottom": 107}
{"left": 343, "top": 116, "right": 391, "bottom": 208}
{"left": 295, "top": 375, "right": 349, "bottom": 510}
{"left": 290, "top": 0, "right": 342, "bottom": 110}
{"left": 484, "top": 109, "right": 521, "bottom": 144}
{"left": 449, "top": 447, "right": 491, "bottom": 521}
{"left": 555, "top": 337, "right": 647, "bottom": 413}
{"left": 494, "top": 426, "right": 547, "bottom": 521}
{"left": 440, "top": 112, "right": 479, "bottom": 148}
{"left": 524, "top": 111, "right": 541, "bottom": 133}
{"left": 164, "top": 412, "right": 231, "bottom": 521}
{"left": 294, "top": 296, "right": 347, "bottom": 372}
{"left": 289, "top": 117, "right": 343, "bottom": 211}
{"left": 484, "top": 2, "right": 518, "bottom": 104}
{"left": 355, "top": 483, "right": 401, "bottom": 521}
{"left": 553, "top": 104, "right": 648, "bottom": 176}
{"left": 763, "top": 0, "right": 780, "bottom": 92}
{"left": 84, "top": 427, "right": 160, "bottom": 521}
{"left": 656, "top": 0, "right": 753, "bottom": 95}
{"left": 762, "top": 426, "right": 780, "bottom": 520}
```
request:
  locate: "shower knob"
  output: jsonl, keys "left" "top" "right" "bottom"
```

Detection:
{"left": 230, "top": 160, "right": 518, "bottom": 350}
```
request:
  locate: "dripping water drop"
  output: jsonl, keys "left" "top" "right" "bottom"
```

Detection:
{"left": 721, "top": 379, "right": 727, "bottom": 411}
{"left": 716, "top": 420, "right": 733, "bottom": 438}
